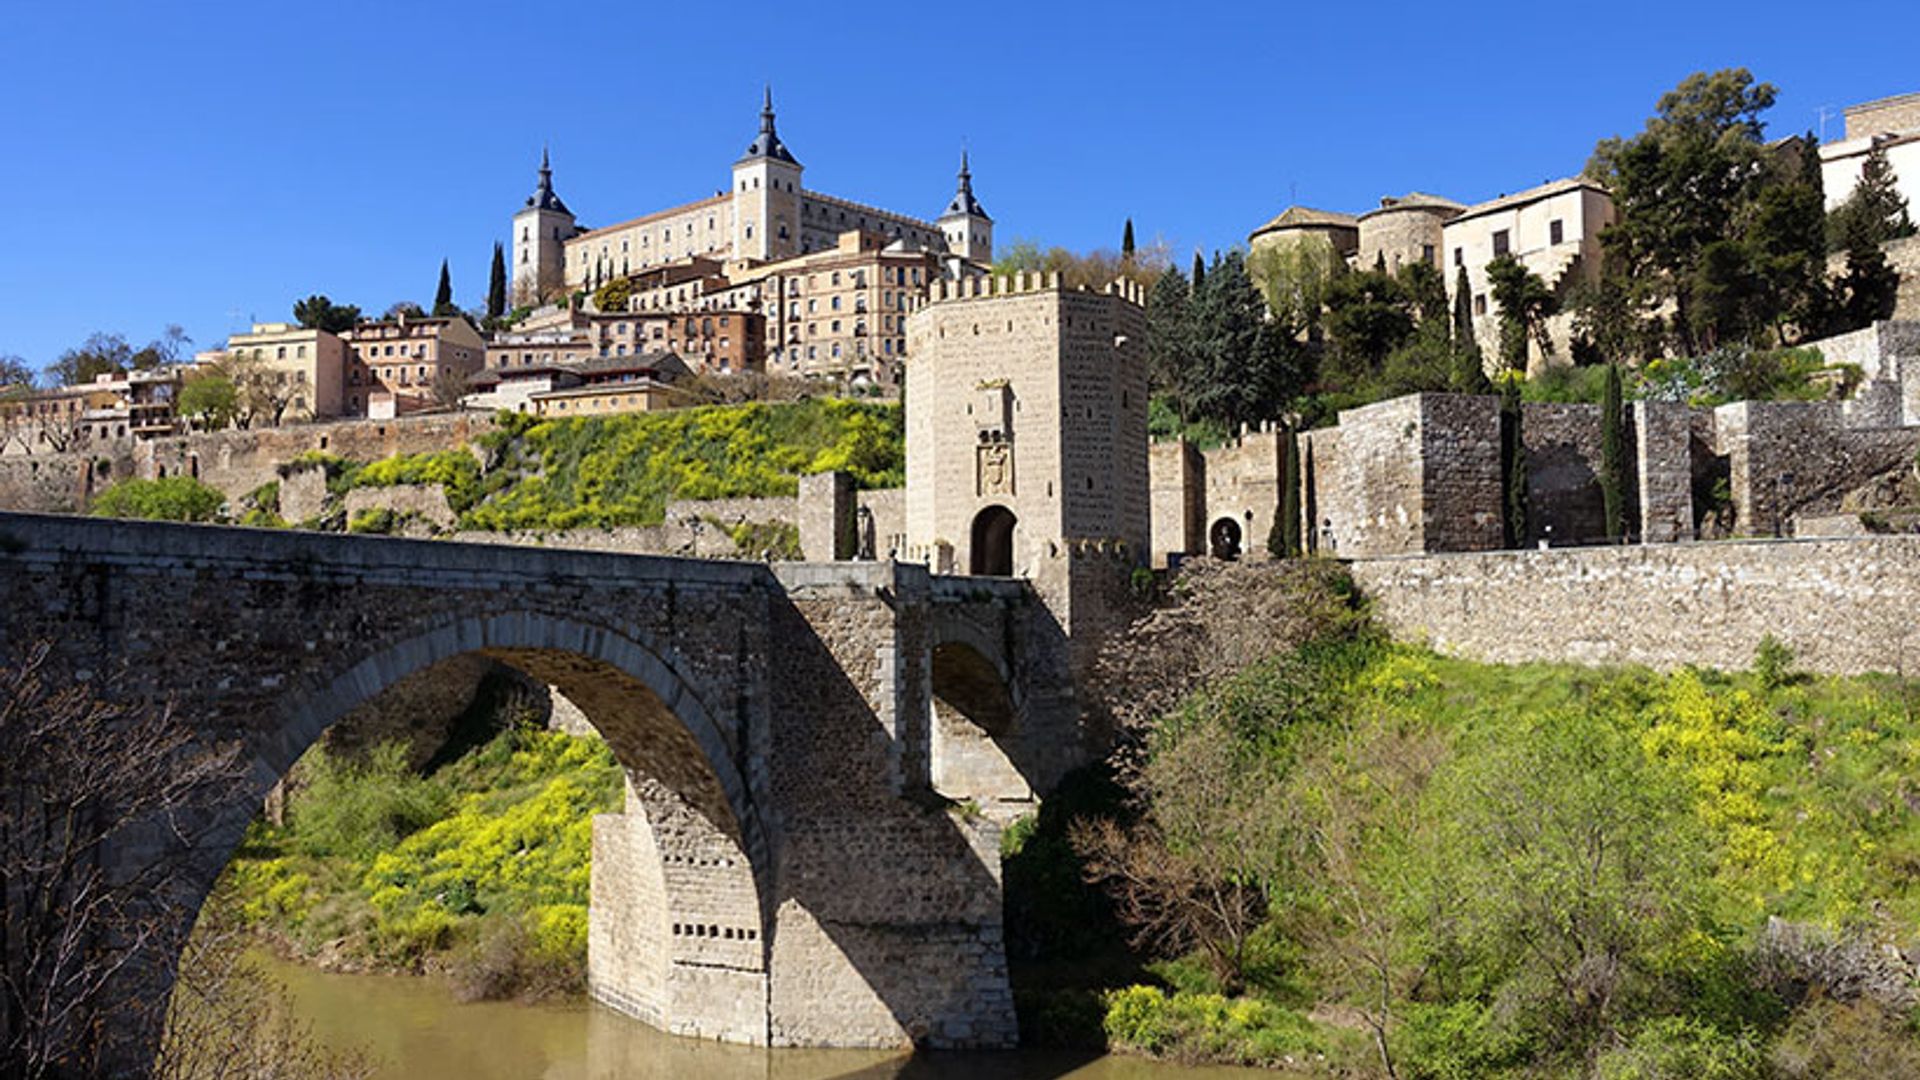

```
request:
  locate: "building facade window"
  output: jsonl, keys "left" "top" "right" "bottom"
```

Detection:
{"left": 1492, "top": 230, "right": 1511, "bottom": 257}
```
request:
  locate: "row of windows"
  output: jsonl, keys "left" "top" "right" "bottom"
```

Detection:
{"left": 354, "top": 343, "right": 429, "bottom": 359}
{"left": 1450, "top": 219, "right": 1567, "bottom": 267}
{"left": 233, "top": 343, "right": 309, "bottom": 361}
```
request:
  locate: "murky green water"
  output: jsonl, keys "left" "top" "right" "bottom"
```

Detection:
{"left": 263, "top": 956, "right": 1267, "bottom": 1079}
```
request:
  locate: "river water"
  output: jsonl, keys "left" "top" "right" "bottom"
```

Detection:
{"left": 264, "top": 957, "right": 1265, "bottom": 1080}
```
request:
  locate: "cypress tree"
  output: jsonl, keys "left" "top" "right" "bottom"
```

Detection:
{"left": 1600, "top": 362, "right": 1626, "bottom": 540}
{"left": 432, "top": 259, "right": 455, "bottom": 316}
{"left": 1191, "top": 251, "right": 1205, "bottom": 293}
{"left": 1280, "top": 427, "right": 1303, "bottom": 557}
{"left": 487, "top": 242, "right": 507, "bottom": 320}
{"left": 1122, "top": 219, "right": 1136, "bottom": 262}
{"left": 1303, "top": 439, "right": 1318, "bottom": 553}
{"left": 1501, "top": 377, "right": 1528, "bottom": 547}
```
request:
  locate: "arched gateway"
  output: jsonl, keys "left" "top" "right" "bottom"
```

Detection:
{"left": 0, "top": 514, "right": 1085, "bottom": 1068}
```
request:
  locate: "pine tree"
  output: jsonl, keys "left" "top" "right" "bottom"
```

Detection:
{"left": 1600, "top": 363, "right": 1626, "bottom": 541}
{"left": 1501, "top": 377, "right": 1529, "bottom": 548}
{"left": 487, "top": 242, "right": 507, "bottom": 320}
{"left": 1122, "top": 219, "right": 1136, "bottom": 262}
{"left": 1147, "top": 267, "right": 1193, "bottom": 409}
{"left": 1828, "top": 142, "right": 1916, "bottom": 250}
{"left": 432, "top": 259, "right": 456, "bottom": 317}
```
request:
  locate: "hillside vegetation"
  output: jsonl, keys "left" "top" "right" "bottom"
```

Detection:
{"left": 1011, "top": 562, "right": 1920, "bottom": 1077}
{"left": 220, "top": 699, "right": 622, "bottom": 1001}
{"left": 86, "top": 398, "right": 904, "bottom": 535}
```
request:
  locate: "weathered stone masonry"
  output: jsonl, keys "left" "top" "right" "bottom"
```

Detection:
{"left": 1352, "top": 536, "right": 1920, "bottom": 675}
{"left": 0, "top": 511, "right": 1080, "bottom": 1065}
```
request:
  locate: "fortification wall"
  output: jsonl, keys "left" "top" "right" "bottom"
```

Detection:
{"left": 0, "top": 453, "right": 113, "bottom": 514}
{"left": 1150, "top": 440, "right": 1204, "bottom": 566}
{"left": 135, "top": 413, "right": 496, "bottom": 502}
{"left": 1421, "top": 395, "right": 1503, "bottom": 551}
{"left": 1891, "top": 236, "right": 1920, "bottom": 322}
{"left": 1714, "top": 401, "right": 1920, "bottom": 535}
{"left": 1203, "top": 429, "right": 1284, "bottom": 560}
{"left": 1353, "top": 537, "right": 1920, "bottom": 675}
{"left": 1307, "top": 395, "right": 1424, "bottom": 557}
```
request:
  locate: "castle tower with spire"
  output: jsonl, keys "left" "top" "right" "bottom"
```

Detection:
{"left": 730, "top": 87, "right": 804, "bottom": 263}
{"left": 938, "top": 151, "right": 994, "bottom": 265}
{"left": 512, "top": 148, "right": 577, "bottom": 304}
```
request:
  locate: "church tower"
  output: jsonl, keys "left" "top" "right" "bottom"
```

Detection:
{"left": 730, "top": 87, "right": 804, "bottom": 264}
{"left": 512, "top": 148, "right": 575, "bottom": 304}
{"left": 937, "top": 152, "right": 994, "bottom": 265}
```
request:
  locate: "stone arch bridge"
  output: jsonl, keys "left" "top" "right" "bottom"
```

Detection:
{"left": 0, "top": 512, "right": 1085, "bottom": 1064}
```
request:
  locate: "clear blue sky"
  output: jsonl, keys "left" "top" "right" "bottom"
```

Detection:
{"left": 0, "top": 0, "right": 1911, "bottom": 374}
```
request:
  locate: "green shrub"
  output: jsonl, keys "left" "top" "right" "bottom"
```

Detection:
{"left": 1753, "top": 634, "right": 1798, "bottom": 690}
{"left": 287, "top": 743, "right": 449, "bottom": 861}
{"left": 346, "top": 508, "right": 398, "bottom": 535}
{"left": 721, "top": 519, "right": 802, "bottom": 560}
{"left": 1101, "top": 985, "right": 1323, "bottom": 1066}
{"left": 1392, "top": 1000, "right": 1533, "bottom": 1080}
{"left": 89, "top": 476, "right": 226, "bottom": 522}
{"left": 353, "top": 450, "right": 483, "bottom": 512}
{"left": 1770, "top": 998, "right": 1920, "bottom": 1078}
{"left": 1597, "top": 1017, "right": 1767, "bottom": 1080}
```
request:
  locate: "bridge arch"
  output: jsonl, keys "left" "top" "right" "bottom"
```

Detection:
{"left": 927, "top": 619, "right": 1031, "bottom": 817}
{"left": 199, "top": 609, "right": 776, "bottom": 1044}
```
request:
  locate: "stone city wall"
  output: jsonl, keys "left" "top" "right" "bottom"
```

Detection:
{"left": 135, "top": 413, "right": 496, "bottom": 503}
{"left": 1712, "top": 401, "right": 1920, "bottom": 535}
{"left": 1149, "top": 439, "right": 1205, "bottom": 566}
{"left": 0, "top": 453, "right": 111, "bottom": 514}
{"left": 342, "top": 484, "right": 457, "bottom": 531}
{"left": 1891, "top": 236, "right": 1920, "bottom": 322}
{"left": 1352, "top": 536, "right": 1920, "bottom": 675}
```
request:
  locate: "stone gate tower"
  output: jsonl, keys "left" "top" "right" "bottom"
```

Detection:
{"left": 903, "top": 272, "right": 1148, "bottom": 637}
{"left": 512, "top": 148, "right": 576, "bottom": 304}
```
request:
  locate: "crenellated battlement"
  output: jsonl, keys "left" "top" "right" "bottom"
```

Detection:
{"left": 924, "top": 273, "right": 1146, "bottom": 307}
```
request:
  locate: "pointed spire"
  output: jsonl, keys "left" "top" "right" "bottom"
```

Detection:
{"left": 941, "top": 147, "right": 989, "bottom": 222}
{"left": 739, "top": 85, "right": 800, "bottom": 166}
{"left": 524, "top": 146, "right": 570, "bottom": 215}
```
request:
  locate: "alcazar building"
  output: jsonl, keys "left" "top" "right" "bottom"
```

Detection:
{"left": 512, "top": 89, "right": 994, "bottom": 388}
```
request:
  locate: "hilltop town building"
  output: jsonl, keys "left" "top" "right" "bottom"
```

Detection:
{"left": 220, "top": 322, "right": 348, "bottom": 422}
{"left": 0, "top": 369, "right": 178, "bottom": 454}
{"left": 1247, "top": 205, "right": 1359, "bottom": 265}
{"left": 342, "top": 315, "right": 486, "bottom": 419}
{"left": 1247, "top": 181, "right": 1614, "bottom": 373}
{"left": 1358, "top": 192, "right": 1466, "bottom": 274}
{"left": 1442, "top": 178, "right": 1614, "bottom": 372}
{"left": 1820, "top": 91, "right": 1920, "bottom": 214}
{"left": 509, "top": 91, "right": 992, "bottom": 388}
{"left": 484, "top": 309, "right": 764, "bottom": 376}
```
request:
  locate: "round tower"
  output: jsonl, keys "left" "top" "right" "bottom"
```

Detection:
{"left": 937, "top": 151, "right": 994, "bottom": 265}
{"left": 730, "top": 87, "right": 804, "bottom": 263}
{"left": 512, "top": 148, "right": 576, "bottom": 305}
